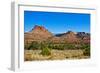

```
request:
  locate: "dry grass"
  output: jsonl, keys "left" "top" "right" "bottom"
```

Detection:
{"left": 24, "top": 49, "right": 90, "bottom": 61}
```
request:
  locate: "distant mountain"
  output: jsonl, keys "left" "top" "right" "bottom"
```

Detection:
{"left": 59, "top": 31, "right": 80, "bottom": 43}
{"left": 77, "top": 32, "right": 90, "bottom": 38}
{"left": 55, "top": 31, "right": 90, "bottom": 43}
{"left": 24, "top": 25, "right": 90, "bottom": 44}
{"left": 76, "top": 32, "right": 90, "bottom": 44}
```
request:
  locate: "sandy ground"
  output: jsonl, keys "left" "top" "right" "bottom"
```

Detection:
{"left": 24, "top": 49, "right": 90, "bottom": 61}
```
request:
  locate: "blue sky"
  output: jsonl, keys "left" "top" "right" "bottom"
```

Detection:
{"left": 24, "top": 11, "right": 90, "bottom": 33}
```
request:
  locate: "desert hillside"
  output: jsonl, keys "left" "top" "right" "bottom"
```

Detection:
{"left": 24, "top": 25, "right": 90, "bottom": 61}
{"left": 25, "top": 25, "right": 90, "bottom": 44}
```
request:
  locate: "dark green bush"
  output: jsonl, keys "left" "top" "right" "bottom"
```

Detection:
{"left": 26, "top": 41, "right": 41, "bottom": 50}
{"left": 24, "top": 44, "right": 30, "bottom": 50}
{"left": 48, "top": 44, "right": 64, "bottom": 50}
{"left": 80, "top": 44, "right": 90, "bottom": 49}
{"left": 41, "top": 47, "right": 51, "bottom": 56}
{"left": 64, "top": 44, "right": 76, "bottom": 50}
{"left": 83, "top": 45, "right": 90, "bottom": 56}
{"left": 24, "top": 41, "right": 30, "bottom": 50}
{"left": 40, "top": 43, "right": 51, "bottom": 56}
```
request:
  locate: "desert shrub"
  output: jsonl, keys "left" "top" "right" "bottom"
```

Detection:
{"left": 46, "top": 42, "right": 54, "bottom": 49}
{"left": 80, "top": 44, "right": 90, "bottom": 49}
{"left": 24, "top": 44, "right": 30, "bottom": 50}
{"left": 24, "top": 41, "right": 31, "bottom": 50}
{"left": 83, "top": 45, "right": 90, "bottom": 56}
{"left": 40, "top": 43, "right": 51, "bottom": 56}
{"left": 58, "top": 44, "right": 64, "bottom": 50}
{"left": 55, "top": 44, "right": 64, "bottom": 50}
{"left": 83, "top": 48, "right": 90, "bottom": 56}
{"left": 41, "top": 47, "right": 51, "bottom": 56}
{"left": 64, "top": 44, "right": 76, "bottom": 50}
{"left": 27, "top": 41, "right": 41, "bottom": 50}
{"left": 48, "top": 43, "right": 77, "bottom": 50}
{"left": 48, "top": 43, "right": 64, "bottom": 50}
